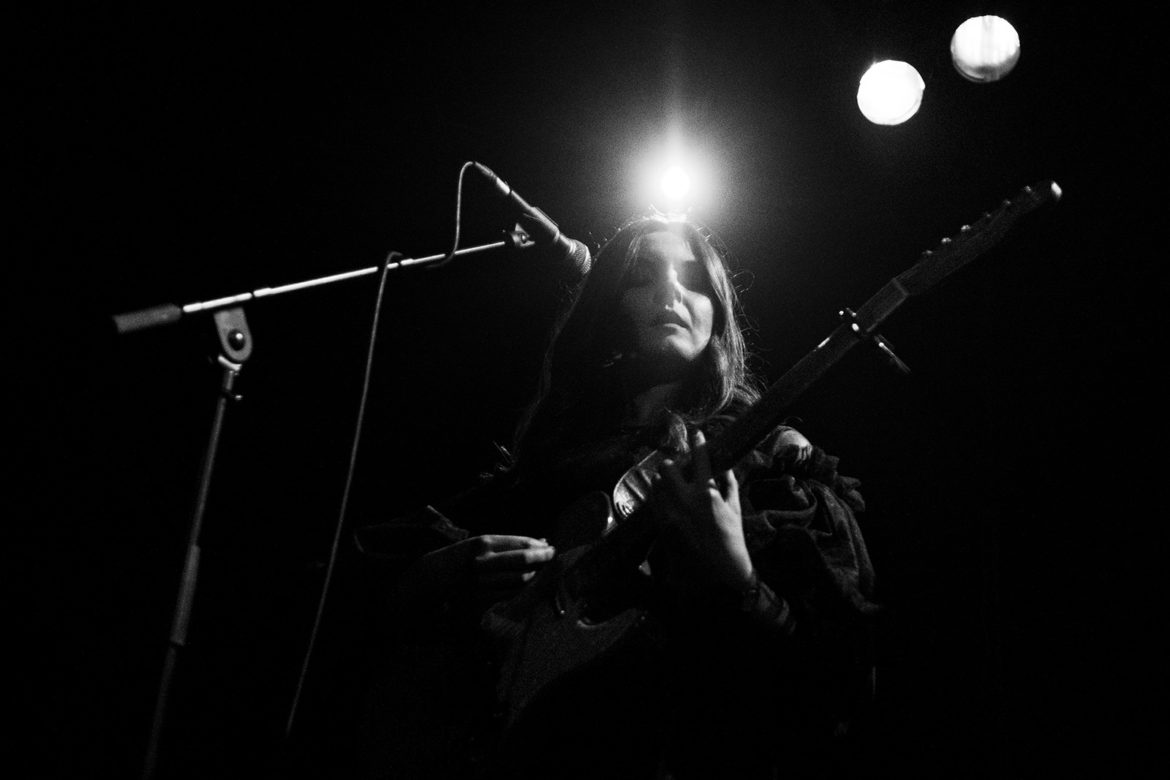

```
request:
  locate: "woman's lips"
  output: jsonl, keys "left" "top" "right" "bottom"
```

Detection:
{"left": 652, "top": 311, "right": 687, "bottom": 328}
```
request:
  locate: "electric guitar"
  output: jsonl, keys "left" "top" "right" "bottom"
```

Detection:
{"left": 481, "top": 180, "right": 1062, "bottom": 736}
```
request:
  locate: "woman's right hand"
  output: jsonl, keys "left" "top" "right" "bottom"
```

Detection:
{"left": 398, "top": 535, "right": 555, "bottom": 614}
{"left": 463, "top": 535, "right": 556, "bottom": 606}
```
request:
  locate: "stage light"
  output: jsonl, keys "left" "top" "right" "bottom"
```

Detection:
{"left": 857, "top": 60, "right": 925, "bottom": 125}
{"left": 650, "top": 161, "right": 695, "bottom": 221}
{"left": 660, "top": 165, "right": 692, "bottom": 204}
{"left": 634, "top": 142, "right": 712, "bottom": 221}
{"left": 951, "top": 16, "right": 1020, "bottom": 83}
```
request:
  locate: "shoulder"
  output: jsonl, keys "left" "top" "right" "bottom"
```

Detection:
{"left": 759, "top": 425, "right": 813, "bottom": 463}
{"left": 737, "top": 424, "right": 866, "bottom": 513}
{"left": 735, "top": 424, "right": 813, "bottom": 474}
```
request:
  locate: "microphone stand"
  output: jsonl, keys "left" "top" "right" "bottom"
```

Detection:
{"left": 124, "top": 237, "right": 517, "bottom": 779}
{"left": 140, "top": 307, "right": 250, "bottom": 780}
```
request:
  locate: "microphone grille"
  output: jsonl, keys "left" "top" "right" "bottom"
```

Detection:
{"left": 569, "top": 240, "right": 592, "bottom": 277}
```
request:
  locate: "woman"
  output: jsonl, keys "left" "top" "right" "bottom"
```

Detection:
{"left": 356, "top": 215, "right": 878, "bottom": 778}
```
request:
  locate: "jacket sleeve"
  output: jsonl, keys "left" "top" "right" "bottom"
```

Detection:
{"left": 352, "top": 465, "right": 527, "bottom": 566}
{"left": 738, "top": 426, "right": 877, "bottom": 627}
{"left": 732, "top": 426, "right": 880, "bottom": 737}
{"left": 350, "top": 471, "right": 521, "bottom": 637}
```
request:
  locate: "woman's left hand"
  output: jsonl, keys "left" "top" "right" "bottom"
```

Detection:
{"left": 657, "top": 429, "right": 755, "bottom": 591}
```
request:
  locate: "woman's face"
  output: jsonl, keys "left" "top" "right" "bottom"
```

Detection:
{"left": 619, "top": 229, "right": 715, "bottom": 375}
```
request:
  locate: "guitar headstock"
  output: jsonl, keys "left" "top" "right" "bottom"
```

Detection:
{"left": 896, "top": 180, "right": 1062, "bottom": 296}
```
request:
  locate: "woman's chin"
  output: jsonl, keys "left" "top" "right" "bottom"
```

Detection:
{"left": 631, "top": 343, "right": 704, "bottom": 379}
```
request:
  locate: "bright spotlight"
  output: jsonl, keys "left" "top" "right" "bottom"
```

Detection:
{"left": 633, "top": 136, "right": 719, "bottom": 220}
{"left": 857, "top": 60, "right": 925, "bottom": 126}
{"left": 951, "top": 16, "right": 1020, "bottom": 83}
{"left": 660, "top": 166, "right": 691, "bottom": 203}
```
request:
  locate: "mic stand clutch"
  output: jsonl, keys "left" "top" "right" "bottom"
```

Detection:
{"left": 141, "top": 307, "right": 251, "bottom": 780}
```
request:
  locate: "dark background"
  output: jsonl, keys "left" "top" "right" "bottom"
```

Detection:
{"left": 14, "top": 2, "right": 1158, "bottom": 777}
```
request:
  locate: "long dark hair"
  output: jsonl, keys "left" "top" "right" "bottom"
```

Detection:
{"left": 510, "top": 215, "right": 761, "bottom": 479}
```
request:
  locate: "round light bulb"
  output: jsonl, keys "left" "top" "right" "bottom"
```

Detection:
{"left": 951, "top": 16, "right": 1020, "bottom": 83}
{"left": 857, "top": 60, "right": 925, "bottom": 126}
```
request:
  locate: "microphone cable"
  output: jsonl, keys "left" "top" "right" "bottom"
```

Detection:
{"left": 283, "top": 162, "right": 473, "bottom": 740}
{"left": 429, "top": 160, "right": 474, "bottom": 269}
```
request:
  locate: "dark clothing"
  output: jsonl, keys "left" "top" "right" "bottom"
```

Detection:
{"left": 354, "top": 424, "right": 878, "bottom": 779}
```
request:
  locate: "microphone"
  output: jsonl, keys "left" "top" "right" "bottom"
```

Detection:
{"left": 473, "top": 162, "right": 592, "bottom": 277}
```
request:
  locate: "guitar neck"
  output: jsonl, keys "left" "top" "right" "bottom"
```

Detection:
{"left": 707, "top": 180, "right": 1060, "bottom": 472}
{"left": 707, "top": 277, "right": 910, "bottom": 473}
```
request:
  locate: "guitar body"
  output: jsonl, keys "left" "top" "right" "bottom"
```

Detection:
{"left": 484, "top": 545, "right": 649, "bottom": 731}
{"left": 483, "top": 453, "right": 666, "bottom": 733}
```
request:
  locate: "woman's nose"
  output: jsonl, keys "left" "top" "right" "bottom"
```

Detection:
{"left": 652, "top": 267, "right": 684, "bottom": 305}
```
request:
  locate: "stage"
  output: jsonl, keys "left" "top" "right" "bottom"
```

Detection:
{"left": 12, "top": 3, "right": 1158, "bottom": 776}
